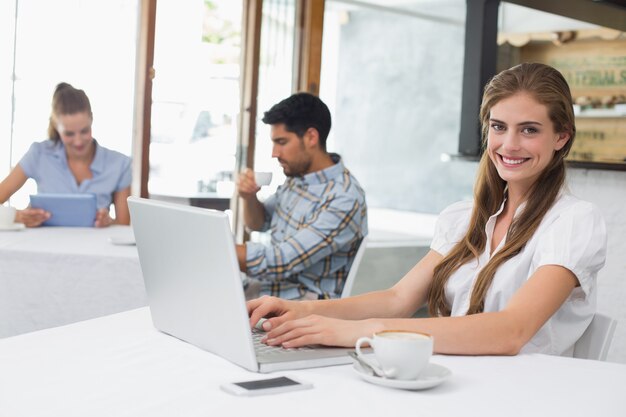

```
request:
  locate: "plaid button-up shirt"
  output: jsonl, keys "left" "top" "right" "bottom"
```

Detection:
{"left": 245, "top": 154, "right": 368, "bottom": 299}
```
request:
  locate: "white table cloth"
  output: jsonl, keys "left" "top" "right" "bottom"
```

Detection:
{"left": 1, "top": 307, "right": 624, "bottom": 417}
{"left": 0, "top": 226, "right": 145, "bottom": 338}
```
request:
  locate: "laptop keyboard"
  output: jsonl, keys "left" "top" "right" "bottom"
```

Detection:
{"left": 252, "top": 329, "right": 313, "bottom": 355}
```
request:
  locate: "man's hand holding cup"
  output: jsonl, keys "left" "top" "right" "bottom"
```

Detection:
{"left": 237, "top": 169, "right": 272, "bottom": 200}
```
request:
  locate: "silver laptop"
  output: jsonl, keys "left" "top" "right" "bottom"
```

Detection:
{"left": 128, "top": 197, "right": 354, "bottom": 373}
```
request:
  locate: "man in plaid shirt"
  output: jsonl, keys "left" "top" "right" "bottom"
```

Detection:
{"left": 236, "top": 93, "right": 368, "bottom": 300}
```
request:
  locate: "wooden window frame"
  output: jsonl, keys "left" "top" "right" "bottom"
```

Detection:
{"left": 133, "top": 0, "right": 156, "bottom": 198}
{"left": 294, "top": 0, "right": 325, "bottom": 95}
{"left": 233, "top": 0, "right": 264, "bottom": 241}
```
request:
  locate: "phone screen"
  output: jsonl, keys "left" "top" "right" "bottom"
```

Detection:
{"left": 234, "top": 376, "right": 300, "bottom": 390}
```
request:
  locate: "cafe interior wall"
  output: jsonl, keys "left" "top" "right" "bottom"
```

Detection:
{"left": 326, "top": 4, "right": 476, "bottom": 215}
{"left": 567, "top": 169, "right": 626, "bottom": 364}
{"left": 327, "top": 4, "right": 626, "bottom": 364}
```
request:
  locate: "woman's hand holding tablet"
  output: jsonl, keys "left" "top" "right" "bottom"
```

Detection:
{"left": 29, "top": 193, "right": 97, "bottom": 227}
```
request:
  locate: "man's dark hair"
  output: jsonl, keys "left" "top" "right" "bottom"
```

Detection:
{"left": 261, "top": 92, "right": 331, "bottom": 150}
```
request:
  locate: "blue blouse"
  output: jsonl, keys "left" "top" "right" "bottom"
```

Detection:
{"left": 19, "top": 140, "right": 132, "bottom": 209}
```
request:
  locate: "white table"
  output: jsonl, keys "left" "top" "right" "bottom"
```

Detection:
{"left": 0, "top": 226, "right": 145, "bottom": 338}
{"left": 1, "top": 307, "right": 624, "bottom": 417}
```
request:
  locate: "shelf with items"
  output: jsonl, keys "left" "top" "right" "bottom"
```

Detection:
{"left": 567, "top": 115, "right": 626, "bottom": 170}
{"left": 574, "top": 104, "right": 626, "bottom": 118}
{"left": 520, "top": 38, "right": 626, "bottom": 170}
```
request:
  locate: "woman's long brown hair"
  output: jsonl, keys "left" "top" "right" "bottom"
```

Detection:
{"left": 427, "top": 63, "right": 576, "bottom": 316}
{"left": 47, "top": 82, "right": 92, "bottom": 142}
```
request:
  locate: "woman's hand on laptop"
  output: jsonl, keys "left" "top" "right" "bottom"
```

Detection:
{"left": 247, "top": 296, "right": 311, "bottom": 332}
{"left": 247, "top": 296, "right": 381, "bottom": 348}
{"left": 262, "top": 315, "right": 379, "bottom": 349}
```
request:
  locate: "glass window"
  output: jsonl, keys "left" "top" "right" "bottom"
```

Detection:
{"left": 253, "top": 0, "right": 297, "bottom": 199}
{"left": 0, "top": 1, "right": 17, "bottom": 185}
{"left": 149, "top": 0, "right": 242, "bottom": 199}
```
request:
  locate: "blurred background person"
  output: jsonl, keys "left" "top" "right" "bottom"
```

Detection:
{"left": 0, "top": 82, "right": 131, "bottom": 227}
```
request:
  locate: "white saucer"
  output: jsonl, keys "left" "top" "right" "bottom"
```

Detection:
{"left": 0, "top": 223, "right": 25, "bottom": 231}
{"left": 352, "top": 362, "right": 451, "bottom": 390}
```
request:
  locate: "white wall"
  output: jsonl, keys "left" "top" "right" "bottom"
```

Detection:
{"left": 567, "top": 168, "right": 626, "bottom": 363}
{"left": 325, "top": 4, "right": 474, "bottom": 214}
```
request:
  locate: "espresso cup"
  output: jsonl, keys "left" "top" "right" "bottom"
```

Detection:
{"left": 254, "top": 172, "right": 273, "bottom": 186}
{"left": 0, "top": 205, "right": 17, "bottom": 227}
{"left": 355, "top": 330, "right": 433, "bottom": 380}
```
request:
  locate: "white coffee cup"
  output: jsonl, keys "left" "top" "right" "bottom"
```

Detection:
{"left": 254, "top": 172, "right": 273, "bottom": 186}
{"left": 0, "top": 205, "right": 17, "bottom": 227}
{"left": 355, "top": 330, "right": 433, "bottom": 380}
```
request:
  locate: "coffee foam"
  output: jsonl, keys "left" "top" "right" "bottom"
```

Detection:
{"left": 378, "top": 331, "right": 429, "bottom": 340}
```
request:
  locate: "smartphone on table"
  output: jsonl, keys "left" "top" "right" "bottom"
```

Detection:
{"left": 220, "top": 376, "right": 313, "bottom": 396}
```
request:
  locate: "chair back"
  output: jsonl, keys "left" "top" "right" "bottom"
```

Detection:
{"left": 573, "top": 313, "right": 617, "bottom": 361}
{"left": 341, "top": 236, "right": 369, "bottom": 298}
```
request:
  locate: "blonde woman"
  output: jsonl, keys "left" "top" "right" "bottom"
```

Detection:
{"left": 0, "top": 83, "right": 131, "bottom": 227}
{"left": 247, "top": 63, "right": 607, "bottom": 356}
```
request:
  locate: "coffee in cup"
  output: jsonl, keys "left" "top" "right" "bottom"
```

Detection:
{"left": 254, "top": 172, "right": 273, "bottom": 186}
{"left": 355, "top": 330, "right": 433, "bottom": 380}
{"left": 0, "top": 204, "right": 17, "bottom": 228}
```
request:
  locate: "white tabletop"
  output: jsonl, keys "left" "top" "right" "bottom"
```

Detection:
{"left": 0, "top": 226, "right": 146, "bottom": 338}
{"left": 1, "top": 307, "right": 624, "bottom": 417}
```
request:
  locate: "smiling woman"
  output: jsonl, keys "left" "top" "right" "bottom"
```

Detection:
{"left": 247, "top": 63, "right": 607, "bottom": 358}
{"left": 0, "top": 83, "right": 132, "bottom": 228}
{"left": 486, "top": 92, "right": 572, "bottom": 199}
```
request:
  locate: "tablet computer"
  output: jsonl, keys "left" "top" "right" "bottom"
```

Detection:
{"left": 29, "top": 193, "right": 97, "bottom": 227}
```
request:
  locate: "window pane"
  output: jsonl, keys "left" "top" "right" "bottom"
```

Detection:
{"left": 3, "top": 0, "right": 138, "bottom": 208}
{"left": 253, "top": 0, "right": 296, "bottom": 198}
{"left": 320, "top": 0, "right": 474, "bottom": 214}
{"left": 149, "top": 0, "right": 242, "bottom": 199}
{"left": 0, "top": 1, "right": 17, "bottom": 181}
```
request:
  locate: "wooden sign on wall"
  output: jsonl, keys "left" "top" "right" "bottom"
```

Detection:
{"left": 521, "top": 39, "right": 626, "bottom": 168}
